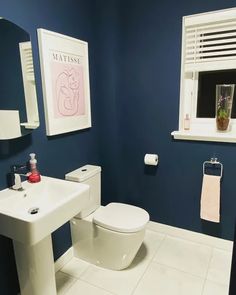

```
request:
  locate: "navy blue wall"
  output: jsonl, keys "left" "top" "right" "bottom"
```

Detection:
{"left": 92, "top": 0, "right": 124, "bottom": 203}
{"left": 1, "top": 0, "right": 236, "bottom": 294}
{"left": 0, "top": 0, "right": 101, "bottom": 293}
{"left": 99, "top": 0, "right": 236, "bottom": 244}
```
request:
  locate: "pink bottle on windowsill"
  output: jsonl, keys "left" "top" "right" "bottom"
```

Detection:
{"left": 184, "top": 114, "right": 190, "bottom": 130}
{"left": 28, "top": 153, "right": 41, "bottom": 183}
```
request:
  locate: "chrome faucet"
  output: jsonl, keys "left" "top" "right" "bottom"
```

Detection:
{"left": 7, "top": 164, "right": 29, "bottom": 191}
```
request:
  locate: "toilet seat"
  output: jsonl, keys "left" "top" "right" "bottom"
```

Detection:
{"left": 93, "top": 202, "right": 149, "bottom": 233}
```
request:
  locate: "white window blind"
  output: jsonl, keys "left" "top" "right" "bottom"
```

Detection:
{"left": 184, "top": 18, "right": 236, "bottom": 72}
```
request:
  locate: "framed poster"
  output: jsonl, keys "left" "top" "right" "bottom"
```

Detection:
{"left": 37, "top": 29, "right": 91, "bottom": 136}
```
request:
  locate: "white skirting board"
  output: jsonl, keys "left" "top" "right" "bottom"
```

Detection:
{"left": 147, "top": 221, "right": 233, "bottom": 251}
{"left": 54, "top": 247, "right": 74, "bottom": 273}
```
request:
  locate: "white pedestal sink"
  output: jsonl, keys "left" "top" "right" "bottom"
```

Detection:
{"left": 0, "top": 176, "right": 89, "bottom": 295}
{"left": 13, "top": 236, "right": 56, "bottom": 295}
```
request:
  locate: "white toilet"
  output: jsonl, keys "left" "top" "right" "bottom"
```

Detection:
{"left": 65, "top": 165, "right": 150, "bottom": 270}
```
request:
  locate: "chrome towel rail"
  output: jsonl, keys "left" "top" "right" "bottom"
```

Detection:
{"left": 203, "top": 157, "right": 223, "bottom": 178}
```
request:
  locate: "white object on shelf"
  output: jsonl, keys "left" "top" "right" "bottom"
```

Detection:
{"left": 20, "top": 122, "right": 39, "bottom": 129}
{"left": 184, "top": 114, "right": 190, "bottom": 130}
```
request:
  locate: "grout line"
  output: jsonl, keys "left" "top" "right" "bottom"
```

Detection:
{"left": 78, "top": 277, "right": 118, "bottom": 295}
{"left": 151, "top": 260, "right": 208, "bottom": 280}
{"left": 130, "top": 234, "right": 167, "bottom": 295}
{"left": 147, "top": 222, "right": 233, "bottom": 251}
{"left": 204, "top": 247, "right": 215, "bottom": 278}
{"left": 206, "top": 278, "right": 230, "bottom": 287}
{"left": 147, "top": 227, "right": 233, "bottom": 254}
{"left": 55, "top": 248, "right": 74, "bottom": 273}
{"left": 130, "top": 259, "right": 153, "bottom": 295}
{"left": 64, "top": 281, "right": 78, "bottom": 295}
{"left": 213, "top": 245, "right": 233, "bottom": 253}
{"left": 60, "top": 263, "right": 91, "bottom": 280}
{"left": 141, "top": 230, "right": 167, "bottom": 260}
{"left": 77, "top": 264, "right": 91, "bottom": 277}
{"left": 56, "top": 273, "right": 78, "bottom": 295}
{"left": 59, "top": 262, "right": 117, "bottom": 295}
{"left": 58, "top": 269, "right": 117, "bottom": 295}
{"left": 75, "top": 232, "right": 166, "bottom": 295}
{"left": 162, "top": 233, "right": 215, "bottom": 251}
{"left": 149, "top": 234, "right": 167, "bottom": 262}
{"left": 200, "top": 247, "right": 214, "bottom": 295}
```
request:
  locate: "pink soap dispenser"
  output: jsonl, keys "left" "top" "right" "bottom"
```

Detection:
{"left": 28, "top": 153, "right": 41, "bottom": 183}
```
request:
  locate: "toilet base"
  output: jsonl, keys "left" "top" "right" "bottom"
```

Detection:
{"left": 70, "top": 216, "right": 145, "bottom": 270}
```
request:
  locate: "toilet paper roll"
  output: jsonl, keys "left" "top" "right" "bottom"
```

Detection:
{"left": 144, "top": 154, "right": 158, "bottom": 166}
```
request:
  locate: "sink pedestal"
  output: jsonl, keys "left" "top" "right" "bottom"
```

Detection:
{"left": 13, "top": 235, "right": 57, "bottom": 295}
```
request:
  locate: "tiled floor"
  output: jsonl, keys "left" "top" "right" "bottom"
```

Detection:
{"left": 56, "top": 223, "right": 233, "bottom": 295}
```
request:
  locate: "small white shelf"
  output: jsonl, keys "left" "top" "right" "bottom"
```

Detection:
{"left": 20, "top": 122, "right": 39, "bottom": 129}
{"left": 171, "top": 130, "right": 236, "bottom": 143}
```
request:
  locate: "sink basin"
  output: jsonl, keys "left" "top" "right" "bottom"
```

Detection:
{"left": 0, "top": 176, "right": 89, "bottom": 245}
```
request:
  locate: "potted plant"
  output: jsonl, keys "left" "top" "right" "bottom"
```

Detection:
{"left": 216, "top": 84, "right": 235, "bottom": 131}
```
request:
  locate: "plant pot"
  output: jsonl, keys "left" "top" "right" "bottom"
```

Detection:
{"left": 216, "top": 84, "right": 235, "bottom": 132}
{"left": 216, "top": 117, "right": 230, "bottom": 131}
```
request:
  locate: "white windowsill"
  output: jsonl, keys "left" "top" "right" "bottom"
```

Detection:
{"left": 171, "top": 130, "right": 236, "bottom": 143}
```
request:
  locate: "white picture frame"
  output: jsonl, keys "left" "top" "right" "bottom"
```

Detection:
{"left": 37, "top": 28, "right": 91, "bottom": 136}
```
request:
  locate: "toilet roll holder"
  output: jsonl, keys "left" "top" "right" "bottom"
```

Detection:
{"left": 144, "top": 154, "right": 158, "bottom": 166}
{"left": 203, "top": 158, "right": 223, "bottom": 177}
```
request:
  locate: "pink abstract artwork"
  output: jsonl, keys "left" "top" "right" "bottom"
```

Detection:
{"left": 51, "top": 62, "right": 85, "bottom": 118}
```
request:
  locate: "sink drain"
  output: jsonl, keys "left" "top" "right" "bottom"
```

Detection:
{"left": 28, "top": 207, "right": 40, "bottom": 215}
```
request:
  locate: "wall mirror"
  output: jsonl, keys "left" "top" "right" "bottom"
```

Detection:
{"left": 0, "top": 18, "right": 39, "bottom": 140}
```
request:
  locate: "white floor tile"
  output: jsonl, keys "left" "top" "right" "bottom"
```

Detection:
{"left": 80, "top": 254, "right": 151, "bottom": 295}
{"left": 202, "top": 280, "right": 229, "bottom": 295}
{"left": 66, "top": 279, "right": 114, "bottom": 295}
{"left": 136, "top": 230, "right": 165, "bottom": 261}
{"left": 133, "top": 262, "right": 204, "bottom": 295}
{"left": 55, "top": 271, "right": 77, "bottom": 295}
{"left": 154, "top": 236, "right": 212, "bottom": 278}
{"left": 60, "top": 257, "right": 90, "bottom": 278}
{"left": 207, "top": 248, "right": 232, "bottom": 285}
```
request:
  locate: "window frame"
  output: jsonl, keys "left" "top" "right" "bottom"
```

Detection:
{"left": 172, "top": 7, "right": 236, "bottom": 143}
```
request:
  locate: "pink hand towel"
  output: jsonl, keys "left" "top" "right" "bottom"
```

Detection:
{"left": 200, "top": 174, "right": 221, "bottom": 223}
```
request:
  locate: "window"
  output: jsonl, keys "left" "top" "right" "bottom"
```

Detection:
{"left": 197, "top": 70, "right": 236, "bottom": 118}
{"left": 172, "top": 7, "right": 236, "bottom": 143}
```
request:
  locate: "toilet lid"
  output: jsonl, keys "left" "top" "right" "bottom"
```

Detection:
{"left": 93, "top": 203, "right": 150, "bottom": 233}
